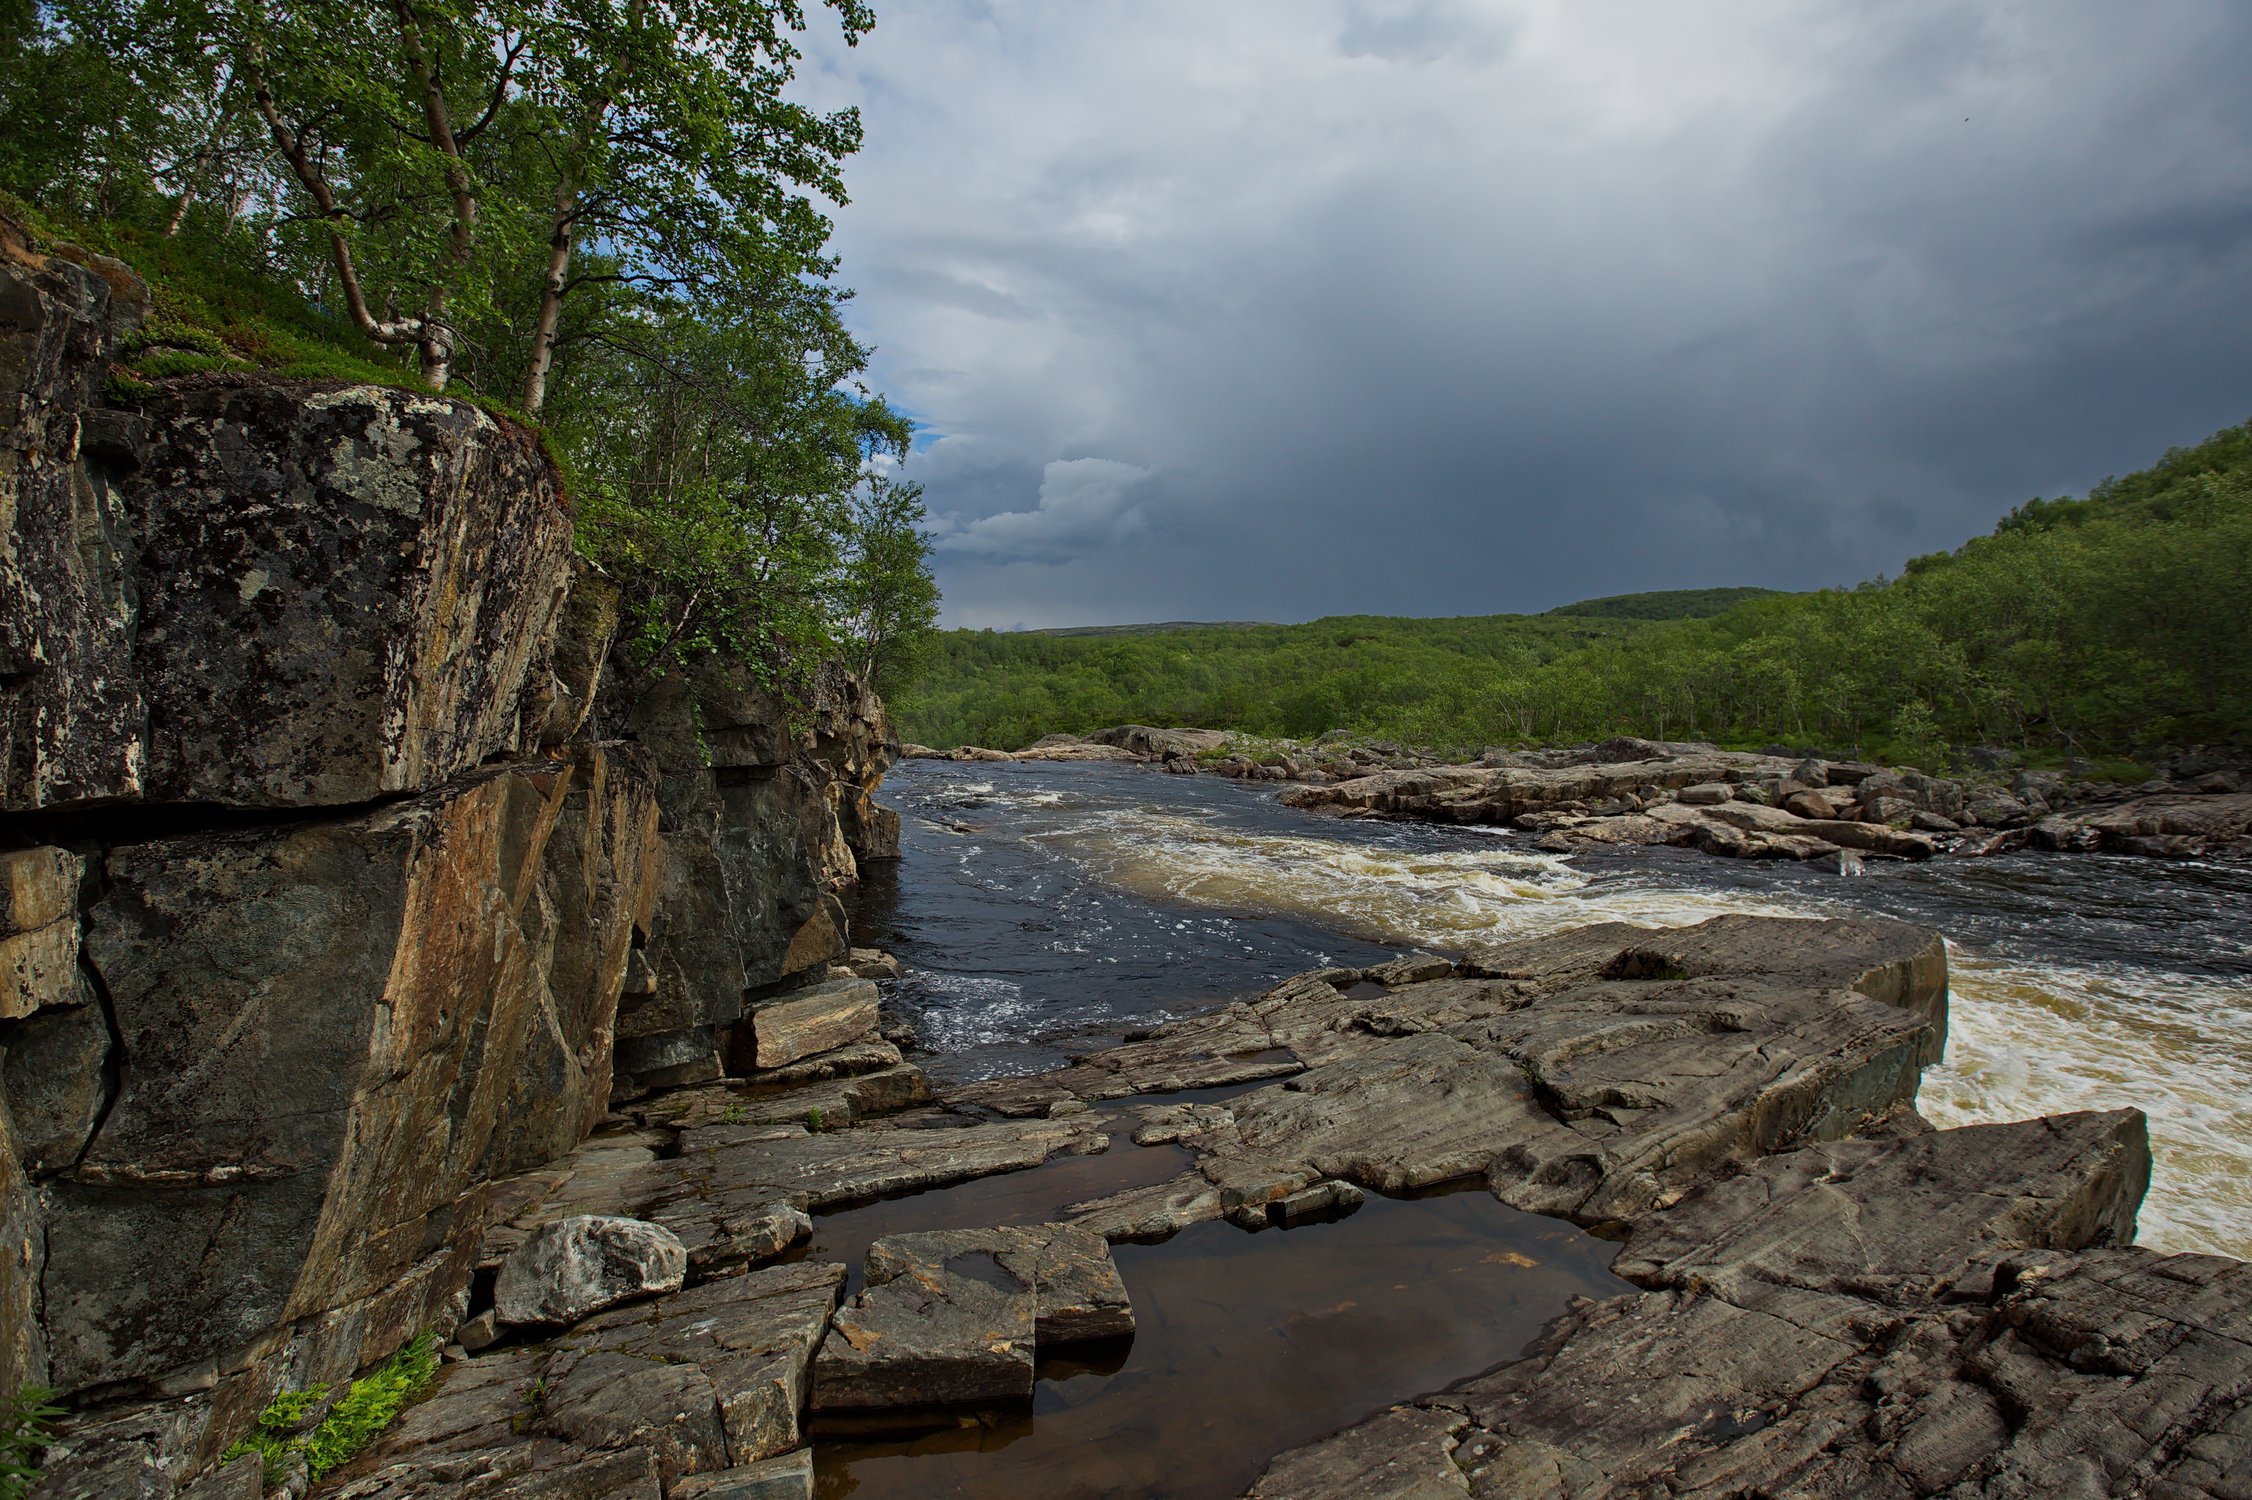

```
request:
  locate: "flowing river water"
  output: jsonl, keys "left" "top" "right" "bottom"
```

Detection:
{"left": 859, "top": 757, "right": 2252, "bottom": 1262}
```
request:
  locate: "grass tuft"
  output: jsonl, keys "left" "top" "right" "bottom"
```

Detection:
{"left": 221, "top": 1332, "right": 440, "bottom": 1486}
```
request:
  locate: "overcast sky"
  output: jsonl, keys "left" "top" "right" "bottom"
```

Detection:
{"left": 796, "top": 2, "right": 2252, "bottom": 629}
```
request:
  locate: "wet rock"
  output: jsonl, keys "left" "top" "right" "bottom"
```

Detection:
{"left": 332, "top": 1262, "right": 843, "bottom": 1496}
{"left": 864, "top": 1223, "right": 1134, "bottom": 1343}
{"left": 2045, "top": 791, "right": 2252, "bottom": 856}
{"left": 1250, "top": 1111, "right": 2169, "bottom": 1499}
{"left": 1363, "top": 952, "right": 1455, "bottom": 987}
{"left": 493, "top": 1214, "right": 687, "bottom": 1327}
{"left": 745, "top": 978, "right": 879, "bottom": 1070}
{"left": 1045, "top": 915, "right": 1947, "bottom": 1240}
{"left": 814, "top": 1249, "right": 1036, "bottom": 1412}
{"left": 814, "top": 1222, "right": 1132, "bottom": 1413}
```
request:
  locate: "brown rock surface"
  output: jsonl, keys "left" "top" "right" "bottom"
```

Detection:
{"left": 45, "top": 746, "right": 659, "bottom": 1392}
{"left": 328, "top": 1262, "right": 843, "bottom": 1497}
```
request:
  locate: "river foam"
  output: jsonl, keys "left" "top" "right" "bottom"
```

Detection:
{"left": 875, "top": 760, "right": 2252, "bottom": 1260}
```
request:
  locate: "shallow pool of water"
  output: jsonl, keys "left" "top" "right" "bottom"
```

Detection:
{"left": 811, "top": 1180, "right": 1626, "bottom": 1499}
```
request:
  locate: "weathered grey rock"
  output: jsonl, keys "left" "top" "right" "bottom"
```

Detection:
{"left": 125, "top": 380, "right": 573, "bottom": 807}
{"left": 0, "top": 219, "right": 148, "bottom": 812}
{"left": 844, "top": 947, "right": 903, "bottom": 980}
{"left": 999, "top": 915, "right": 1949, "bottom": 1241}
{"left": 1087, "top": 724, "right": 1230, "bottom": 758}
{"left": 2044, "top": 791, "right": 2252, "bottom": 856}
{"left": 1363, "top": 952, "right": 1455, "bottom": 987}
{"left": 1248, "top": 1111, "right": 2171, "bottom": 1500}
{"left": 741, "top": 1037, "right": 902, "bottom": 1087}
{"left": 1, "top": 993, "right": 112, "bottom": 1172}
{"left": 671, "top": 1451, "right": 813, "bottom": 1500}
{"left": 493, "top": 1214, "right": 687, "bottom": 1327}
{"left": 614, "top": 663, "right": 879, "bottom": 1070}
{"left": 1677, "top": 780, "right": 1735, "bottom": 804}
{"left": 813, "top": 1241, "right": 1038, "bottom": 1412}
{"left": 745, "top": 978, "right": 879, "bottom": 1070}
{"left": 329, "top": 1262, "right": 842, "bottom": 1497}
{"left": 864, "top": 1223, "right": 1135, "bottom": 1343}
{"left": 46, "top": 747, "right": 659, "bottom": 1393}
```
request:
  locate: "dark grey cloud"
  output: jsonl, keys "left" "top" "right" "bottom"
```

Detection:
{"left": 799, "top": 2, "right": 2252, "bottom": 628}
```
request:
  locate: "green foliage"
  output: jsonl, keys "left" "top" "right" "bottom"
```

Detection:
{"left": 899, "top": 422, "right": 2252, "bottom": 762}
{"left": 1544, "top": 586, "right": 1782, "bottom": 620}
{"left": 1, "top": 0, "right": 941, "bottom": 706}
{"left": 0, "top": 1385, "right": 63, "bottom": 1500}
{"left": 222, "top": 1333, "right": 439, "bottom": 1487}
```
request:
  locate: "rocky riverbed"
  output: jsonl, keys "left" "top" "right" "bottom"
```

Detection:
{"left": 905, "top": 728, "right": 2252, "bottom": 866}
{"left": 83, "top": 910, "right": 2233, "bottom": 1499}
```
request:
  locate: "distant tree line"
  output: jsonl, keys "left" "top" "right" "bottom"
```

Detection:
{"left": 898, "top": 423, "right": 2252, "bottom": 768}
{"left": 0, "top": 0, "right": 939, "bottom": 700}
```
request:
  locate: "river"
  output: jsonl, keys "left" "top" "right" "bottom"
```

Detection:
{"left": 858, "top": 757, "right": 2252, "bottom": 1261}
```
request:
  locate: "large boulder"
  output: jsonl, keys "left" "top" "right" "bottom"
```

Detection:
{"left": 126, "top": 379, "right": 574, "bottom": 806}
{"left": 492, "top": 1214, "right": 688, "bottom": 1327}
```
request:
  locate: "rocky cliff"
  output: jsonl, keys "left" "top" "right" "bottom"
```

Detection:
{"left": 0, "top": 221, "right": 898, "bottom": 1484}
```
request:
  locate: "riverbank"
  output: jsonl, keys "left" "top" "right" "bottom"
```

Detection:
{"left": 269, "top": 912, "right": 2243, "bottom": 1497}
{"left": 905, "top": 728, "right": 2252, "bottom": 865}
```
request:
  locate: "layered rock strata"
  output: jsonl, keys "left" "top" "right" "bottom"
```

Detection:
{"left": 1, "top": 221, "right": 903, "bottom": 1496}
{"left": 321, "top": 913, "right": 2241, "bottom": 1498}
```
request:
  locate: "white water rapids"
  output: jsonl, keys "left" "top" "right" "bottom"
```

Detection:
{"left": 876, "top": 762, "right": 2252, "bottom": 1259}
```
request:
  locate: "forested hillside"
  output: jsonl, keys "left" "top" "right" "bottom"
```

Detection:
{"left": 897, "top": 423, "right": 2252, "bottom": 766}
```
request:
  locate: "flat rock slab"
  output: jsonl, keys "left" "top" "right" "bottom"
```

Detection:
{"left": 671, "top": 1449, "right": 813, "bottom": 1499}
{"left": 747, "top": 979, "right": 879, "bottom": 1070}
{"left": 1015, "top": 915, "right": 1949, "bottom": 1240}
{"left": 813, "top": 1222, "right": 1133, "bottom": 1414}
{"left": 865, "top": 1223, "right": 1135, "bottom": 1344}
{"left": 330, "top": 1261, "right": 844, "bottom": 1497}
{"left": 1246, "top": 1112, "right": 2224, "bottom": 1499}
{"left": 480, "top": 1116, "right": 1108, "bottom": 1285}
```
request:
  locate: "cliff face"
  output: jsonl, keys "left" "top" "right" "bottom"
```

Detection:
{"left": 0, "top": 226, "right": 897, "bottom": 1470}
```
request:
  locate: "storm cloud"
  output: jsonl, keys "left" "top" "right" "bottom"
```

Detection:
{"left": 797, "top": 2, "right": 2252, "bottom": 628}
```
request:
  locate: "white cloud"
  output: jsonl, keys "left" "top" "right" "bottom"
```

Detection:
{"left": 932, "top": 457, "right": 1154, "bottom": 564}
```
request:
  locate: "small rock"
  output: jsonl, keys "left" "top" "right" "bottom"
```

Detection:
{"left": 494, "top": 1214, "right": 688, "bottom": 1327}
{"left": 1676, "top": 782, "right": 1734, "bottom": 806}
{"left": 673, "top": 1450, "right": 815, "bottom": 1500}
{"left": 1364, "top": 952, "right": 1454, "bottom": 987}
{"left": 454, "top": 1309, "right": 500, "bottom": 1353}
{"left": 747, "top": 978, "right": 880, "bottom": 1070}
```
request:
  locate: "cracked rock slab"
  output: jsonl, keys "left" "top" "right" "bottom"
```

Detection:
{"left": 1246, "top": 1112, "right": 2195, "bottom": 1500}
{"left": 329, "top": 1261, "right": 844, "bottom": 1497}
{"left": 813, "top": 1222, "right": 1134, "bottom": 1414}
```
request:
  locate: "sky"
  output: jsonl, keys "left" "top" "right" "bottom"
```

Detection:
{"left": 794, "top": 2, "right": 2252, "bottom": 630}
